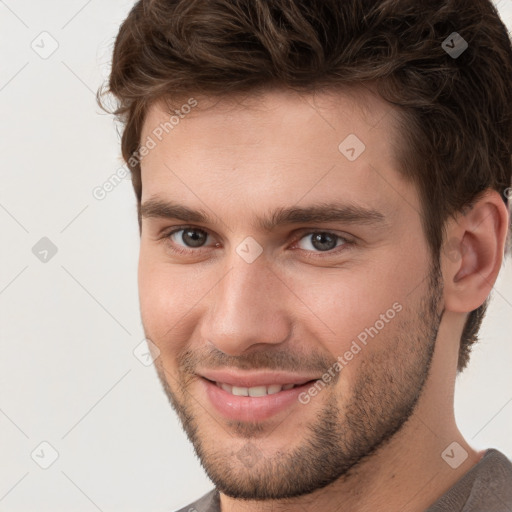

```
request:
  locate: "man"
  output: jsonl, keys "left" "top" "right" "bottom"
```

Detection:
{"left": 99, "top": 0, "right": 512, "bottom": 510}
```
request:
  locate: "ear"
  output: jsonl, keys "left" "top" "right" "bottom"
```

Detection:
{"left": 442, "top": 189, "right": 510, "bottom": 313}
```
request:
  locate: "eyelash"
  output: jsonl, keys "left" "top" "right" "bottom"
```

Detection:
{"left": 160, "top": 225, "right": 354, "bottom": 259}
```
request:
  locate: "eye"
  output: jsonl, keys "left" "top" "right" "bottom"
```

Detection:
{"left": 161, "top": 226, "right": 353, "bottom": 258}
{"left": 168, "top": 227, "right": 212, "bottom": 248}
{"left": 295, "top": 231, "right": 348, "bottom": 252}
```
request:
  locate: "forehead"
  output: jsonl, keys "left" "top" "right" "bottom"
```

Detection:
{"left": 142, "top": 86, "right": 397, "bottom": 147}
{"left": 139, "top": 87, "right": 416, "bottom": 223}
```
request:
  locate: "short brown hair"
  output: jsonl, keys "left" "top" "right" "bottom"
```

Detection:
{"left": 99, "top": 0, "right": 512, "bottom": 372}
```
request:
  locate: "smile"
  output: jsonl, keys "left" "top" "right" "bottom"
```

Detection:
{"left": 213, "top": 381, "right": 302, "bottom": 397}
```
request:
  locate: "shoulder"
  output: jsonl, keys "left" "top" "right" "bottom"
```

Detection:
{"left": 174, "top": 488, "right": 220, "bottom": 512}
{"left": 426, "top": 449, "right": 512, "bottom": 511}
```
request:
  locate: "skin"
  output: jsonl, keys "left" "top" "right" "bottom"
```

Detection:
{"left": 137, "top": 87, "right": 509, "bottom": 512}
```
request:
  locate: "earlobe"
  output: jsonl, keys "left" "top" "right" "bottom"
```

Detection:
{"left": 443, "top": 190, "right": 509, "bottom": 313}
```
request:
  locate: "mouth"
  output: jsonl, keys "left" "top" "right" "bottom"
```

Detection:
{"left": 204, "top": 378, "right": 317, "bottom": 397}
{"left": 200, "top": 376, "right": 320, "bottom": 422}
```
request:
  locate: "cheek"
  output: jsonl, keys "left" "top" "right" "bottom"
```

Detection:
{"left": 138, "top": 251, "right": 196, "bottom": 341}
{"left": 288, "top": 251, "right": 425, "bottom": 354}
{"left": 138, "top": 248, "right": 223, "bottom": 355}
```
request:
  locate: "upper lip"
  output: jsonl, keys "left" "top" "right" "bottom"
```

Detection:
{"left": 198, "top": 369, "right": 320, "bottom": 388}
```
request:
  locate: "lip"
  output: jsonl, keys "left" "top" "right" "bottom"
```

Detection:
{"left": 198, "top": 369, "right": 320, "bottom": 388}
{"left": 200, "top": 376, "right": 318, "bottom": 422}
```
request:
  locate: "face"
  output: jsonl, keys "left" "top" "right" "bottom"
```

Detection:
{"left": 138, "top": 88, "right": 445, "bottom": 500}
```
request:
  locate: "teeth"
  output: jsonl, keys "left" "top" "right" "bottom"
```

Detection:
{"left": 249, "top": 386, "right": 267, "bottom": 397}
{"left": 267, "top": 384, "right": 283, "bottom": 395}
{"left": 221, "top": 383, "right": 233, "bottom": 394}
{"left": 216, "top": 382, "right": 298, "bottom": 396}
{"left": 232, "top": 385, "right": 249, "bottom": 396}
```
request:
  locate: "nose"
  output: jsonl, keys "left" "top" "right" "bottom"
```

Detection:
{"left": 200, "top": 252, "right": 292, "bottom": 356}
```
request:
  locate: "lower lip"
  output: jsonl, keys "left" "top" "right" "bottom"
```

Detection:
{"left": 201, "top": 378, "right": 317, "bottom": 422}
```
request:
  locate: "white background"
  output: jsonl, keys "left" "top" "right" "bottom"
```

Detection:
{"left": 0, "top": 1, "right": 511, "bottom": 511}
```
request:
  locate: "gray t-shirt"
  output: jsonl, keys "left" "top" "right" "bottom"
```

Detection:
{"left": 175, "top": 449, "right": 512, "bottom": 512}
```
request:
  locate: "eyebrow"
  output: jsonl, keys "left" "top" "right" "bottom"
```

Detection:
{"left": 139, "top": 198, "right": 387, "bottom": 231}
